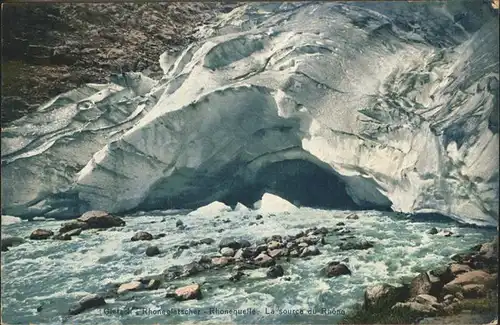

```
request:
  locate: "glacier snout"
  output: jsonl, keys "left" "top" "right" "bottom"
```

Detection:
{"left": 1, "top": 2, "right": 498, "bottom": 225}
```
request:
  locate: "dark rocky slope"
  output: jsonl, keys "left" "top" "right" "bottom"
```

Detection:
{"left": 1, "top": 2, "right": 236, "bottom": 125}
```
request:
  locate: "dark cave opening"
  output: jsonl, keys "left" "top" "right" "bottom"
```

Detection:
{"left": 221, "top": 159, "right": 363, "bottom": 210}
{"left": 138, "top": 158, "right": 394, "bottom": 213}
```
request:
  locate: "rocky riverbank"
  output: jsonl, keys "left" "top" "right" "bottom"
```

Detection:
{"left": 340, "top": 236, "right": 498, "bottom": 325}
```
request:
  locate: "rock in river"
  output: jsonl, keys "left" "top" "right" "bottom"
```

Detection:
{"left": 59, "top": 220, "right": 88, "bottom": 233}
{"left": 131, "top": 231, "right": 153, "bottom": 241}
{"left": 30, "top": 229, "right": 54, "bottom": 240}
{"left": 77, "top": 210, "right": 125, "bottom": 229}
{"left": 117, "top": 281, "right": 143, "bottom": 294}
{"left": 364, "top": 283, "right": 409, "bottom": 310}
{"left": 267, "top": 265, "right": 284, "bottom": 278}
{"left": 339, "top": 239, "right": 374, "bottom": 251}
{"left": 173, "top": 284, "right": 202, "bottom": 301}
{"left": 68, "top": 294, "right": 106, "bottom": 315}
{"left": 220, "top": 247, "right": 235, "bottom": 257}
{"left": 323, "top": 261, "right": 351, "bottom": 277}
{"left": 299, "top": 245, "right": 320, "bottom": 257}
{"left": 254, "top": 253, "right": 275, "bottom": 267}
{"left": 219, "top": 237, "right": 243, "bottom": 250}
{"left": 146, "top": 246, "right": 160, "bottom": 257}
{"left": 1, "top": 236, "right": 25, "bottom": 251}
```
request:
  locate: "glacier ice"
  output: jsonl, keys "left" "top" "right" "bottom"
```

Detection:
{"left": 188, "top": 201, "right": 232, "bottom": 217}
{"left": 234, "top": 202, "right": 250, "bottom": 213}
{"left": 257, "top": 193, "right": 299, "bottom": 215}
{"left": 1, "top": 215, "right": 22, "bottom": 225}
{"left": 1, "top": 2, "right": 498, "bottom": 225}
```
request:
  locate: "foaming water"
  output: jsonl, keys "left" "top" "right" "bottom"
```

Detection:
{"left": 1, "top": 208, "right": 496, "bottom": 325}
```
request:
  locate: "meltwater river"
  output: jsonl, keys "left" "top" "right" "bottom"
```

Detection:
{"left": 1, "top": 208, "right": 496, "bottom": 325}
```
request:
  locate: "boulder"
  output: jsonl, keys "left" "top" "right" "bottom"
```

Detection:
{"left": 450, "top": 263, "right": 473, "bottom": 275}
{"left": 442, "top": 283, "right": 464, "bottom": 295}
{"left": 145, "top": 246, "right": 160, "bottom": 257}
{"left": 301, "top": 235, "right": 320, "bottom": 245}
{"left": 182, "top": 262, "right": 208, "bottom": 276}
{"left": 462, "top": 284, "right": 487, "bottom": 298}
{"left": 77, "top": 211, "right": 125, "bottom": 229}
{"left": 442, "top": 301, "right": 461, "bottom": 314}
{"left": 117, "top": 281, "right": 143, "bottom": 294}
{"left": 444, "top": 270, "right": 494, "bottom": 288}
{"left": 268, "top": 249, "right": 284, "bottom": 258}
{"left": 174, "top": 284, "right": 202, "bottom": 301}
{"left": 339, "top": 240, "right": 374, "bottom": 251}
{"left": 267, "top": 241, "right": 281, "bottom": 250}
{"left": 323, "top": 261, "right": 351, "bottom": 277}
{"left": 429, "top": 266, "right": 455, "bottom": 285}
{"left": 30, "top": 229, "right": 54, "bottom": 240}
{"left": 234, "top": 248, "right": 254, "bottom": 260}
{"left": 317, "top": 227, "right": 329, "bottom": 235}
{"left": 415, "top": 294, "right": 439, "bottom": 308}
{"left": 198, "top": 255, "right": 212, "bottom": 264}
{"left": 299, "top": 245, "right": 320, "bottom": 257}
{"left": 199, "top": 238, "right": 215, "bottom": 245}
{"left": 1, "top": 236, "right": 25, "bottom": 251}
{"left": 254, "top": 253, "right": 275, "bottom": 267}
{"left": 175, "top": 220, "right": 184, "bottom": 228}
{"left": 391, "top": 301, "right": 437, "bottom": 315}
{"left": 410, "top": 272, "right": 433, "bottom": 297}
{"left": 219, "top": 237, "right": 242, "bottom": 250}
{"left": 145, "top": 279, "right": 161, "bottom": 290}
{"left": 479, "top": 240, "right": 498, "bottom": 259}
{"left": 239, "top": 239, "right": 252, "bottom": 248}
{"left": 211, "top": 257, "right": 233, "bottom": 267}
{"left": 269, "top": 235, "right": 283, "bottom": 242}
{"left": 164, "top": 265, "right": 183, "bottom": 280}
{"left": 427, "top": 227, "right": 438, "bottom": 235}
{"left": 220, "top": 247, "right": 235, "bottom": 257}
{"left": 364, "top": 283, "right": 409, "bottom": 310}
{"left": 267, "top": 265, "right": 284, "bottom": 278}
{"left": 229, "top": 271, "right": 246, "bottom": 282}
{"left": 443, "top": 294, "right": 454, "bottom": 302}
{"left": 68, "top": 294, "right": 106, "bottom": 315}
{"left": 131, "top": 231, "right": 153, "bottom": 241}
{"left": 59, "top": 220, "right": 88, "bottom": 233}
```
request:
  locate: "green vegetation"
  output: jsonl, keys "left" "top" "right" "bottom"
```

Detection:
{"left": 339, "top": 302, "right": 424, "bottom": 325}
{"left": 457, "top": 291, "right": 498, "bottom": 314}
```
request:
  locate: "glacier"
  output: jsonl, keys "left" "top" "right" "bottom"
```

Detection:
{"left": 1, "top": 2, "right": 498, "bottom": 225}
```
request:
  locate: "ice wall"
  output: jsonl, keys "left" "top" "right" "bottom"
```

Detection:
{"left": 1, "top": 2, "right": 498, "bottom": 225}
